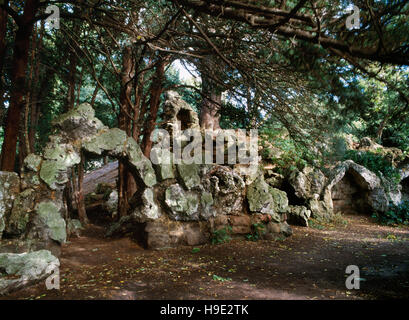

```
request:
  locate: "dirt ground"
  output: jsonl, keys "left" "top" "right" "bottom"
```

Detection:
{"left": 2, "top": 214, "right": 409, "bottom": 300}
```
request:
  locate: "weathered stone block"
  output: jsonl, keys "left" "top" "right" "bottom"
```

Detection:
{"left": 0, "top": 172, "right": 20, "bottom": 240}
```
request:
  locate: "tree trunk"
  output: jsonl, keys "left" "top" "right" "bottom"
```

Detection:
{"left": 0, "top": 0, "right": 40, "bottom": 171}
{"left": 63, "top": 18, "right": 86, "bottom": 224}
{"left": 141, "top": 58, "right": 166, "bottom": 158}
{"left": 76, "top": 152, "right": 88, "bottom": 225}
{"left": 29, "top": 73, "right": 52, "bottom": 152}
{"left": 66, "top": 50, "right": 77, "bottom": 111}
{"left": 376, "top": 117, "right": 388, "bottom": 141}
{"left": 18, "top": 24, "right": 38, "bottom": 168}
{"left": 118, "top": 45, "right": 135, "bottom": 218}
{"left": 199, "top": 62, "right": 222, "bottom": 131}
{"left": 0, "top": 4, "right": 8, "bottom": 112}
{"left": 28, "top": 22, "right": 45, "bottom": 153}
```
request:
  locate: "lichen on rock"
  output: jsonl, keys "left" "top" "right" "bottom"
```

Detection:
{"left": 132, "top": 188, "right": 161, "bottom": 222}
{"left": 0, "top": 250, "right": 59, "bottom": 296}
{"left": 34, "top": 201, "right": 66, "bottom": 244}
{"left": 0, "top": 172, "right": 20, "bottom": 240}
{"left": 176, "top": 162, "right": 201, "bottom": 190}
{"left": 247, "top": 176, "right": 281, "bottom": 222}
{"left": 52, "top": 102, "right": 105, "bottom": 139}
{"left": 165, "top": 184, "right": 200, "bottom": 221}
{"left": 6, "top": 188, "right": 36, "bottom": 236}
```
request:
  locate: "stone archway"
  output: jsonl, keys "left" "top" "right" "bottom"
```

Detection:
{"left": 327, "top": 160, "right": 389, "bottom": 215}
{"left": 331, "top": 171, "right": 369, "bottom": 214}
{"left": 2, "top": 94, "right": 296, "bottom": 255}
{"left": 5, "top": 103, "right": 157, "bottom": 253}
{"left": 401, "top": 177, "right": 409, "bottom": 202}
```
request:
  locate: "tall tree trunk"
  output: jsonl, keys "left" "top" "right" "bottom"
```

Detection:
{"left": 28, "top": 21, "right": 44, "bottom": 153}
{"left": 29, "top": 73, "right": 53, "bottom": 152}
{"left": 66, "top": 50, "right": 77, "bottom": 111}
{"left": 76, "top": 152, "right": 88, "bottom": 225}
{"left": 18, "top": 24, "right": 38, "bottom": 168}
{"left": 200, "top": 76, "right": 222, "bottom": 131}
{"left": 141, "top": 58, "right": 166, "bottom": 158}
{"left": 0, "top": 0, "right": 40, "bottom": 171}
{"left": 199, "top": 58, "right": 223, "bottom": 131}
{"left": 0, "top": 3, "right": 8, "bottom": 113}
{"left": 65, "top": 13, "right": 87, "bottom": 224}
{"left": 376, "top": 116, "right": 388, "bottom": 141}
{"left": 118, "top": 45, "right": 135, "bottom": 218}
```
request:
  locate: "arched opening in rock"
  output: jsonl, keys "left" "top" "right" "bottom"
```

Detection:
{"left": 401, "top": 177, "right": 409, "bottom": 202}
{"left": 177, "top": 109, "right": 194, "bottom": 130}
{"left": 280, "top": 180, "right": 305, "bottom": 206}
{"left": 331, "top": 171, "right": 369, "bottom": 214}
{"left": 69, "top": 159, "right": 118, "bottom": 228}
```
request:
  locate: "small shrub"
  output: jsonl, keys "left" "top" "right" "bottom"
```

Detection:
{"left": 246, "top": 223, "right": 266, "bottom": 241}
{"left": 260, "top": 127, "right": 314, "bottom": 176}
{"left": 191, "top": 247, "right": 200, "bottom": 253}
{"left": 372, "top": 201, "right": 409, "bottom": 226}
{"left": 211, "top": 226, "right": 232, "bottom": 245}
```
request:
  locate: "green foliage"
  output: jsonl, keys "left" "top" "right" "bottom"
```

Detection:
{"left": 308, "top": 219, "right": 325, "bottom": 230}
{"left": 356, "top": 66, "right": 409, "bottom": 152}
{"left": 372, "top": 201, "right": 409, "bottom": 226}
{"left": 343, "top": 150, "right": 401, "bottom": 184}
{"left": 191, "top": 247, "right": 200, "bottom": 253}
{"left": 220, "top": 101, "right": 249, "bottom": 129}
{"left": 245, "top": 223, "right": 266, "bottom": 242}
{"left": 212, "top": 274, "right": 232, "bottom": 282}
{"left": 211, "top": 226, "right": 232, "bottom": 245}
{"left": 260, "top": 125, "right": 315, "bottom": 176}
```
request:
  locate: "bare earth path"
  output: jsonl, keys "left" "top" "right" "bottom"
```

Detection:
{"left": 2, "top": 215, "right": 409, "bottom": 300}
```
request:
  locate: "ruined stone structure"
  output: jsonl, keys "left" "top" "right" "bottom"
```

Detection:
{"left": 0, "top": 92, "right": 407, "bottom": 295}
{"left": 0, "top": 93, "right": 294, "bottom": 294}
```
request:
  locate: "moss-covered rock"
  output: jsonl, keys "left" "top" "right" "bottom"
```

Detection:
{"left": 6, "top": 188, "right": 36, "bottom": 236}
{"left": 200, "top": 191, "right": 215, "bottom": 220}
{"left": 0, "top": 250, "right": 59, "bottom": 296}
{"left": 289, "top": 167, "right": 327, "bottom": 200}
{"left": 67, "top": 219, "right": 83, "bottom": 237}
{"left": 268, "top": 187, "right": 289, "bottom": 213}
{"left": 43, "top": 137, "right": 80, "bottom": 165}
{"left": 151, "top": 149, "right": 175, "bottom": 181}
{"left": 34, "top": 201, "right": 66, "bottom": 244}
{"left": 0, "top": 172, "right": 20, "bottom": 240}
{"left": 161, "top": 91, "right": 200, "bottom": 138}
{"left": 132, "top": 188, "right": 161, "bottom": 222}
{"left": 23, "top": 154, "right": 42, "bottom": 172}
{"left": 287, "top": 205, "right": 311, "bottom": 227}
{"left": 39, "top": 160, "right": 70, "bottom": 190}
{"left": 203, "top": 166, "right": 245, "bottom": 216}
{"left": 176, "top": 162, "right": 201, "bottom": 190}
{"left": 83, "top": 128, "right": 127, "bottom": 156}
{"left": 247, "top": 176, "right": 280, "bottom": 222}
{"left": 53, "top": 103, "right": 105, "bottom": 140}
{"left": 125, "top": 138, "right": 157, "bottom": 187}
{"left": 165, "top": 184, "right": 200, "bottom": 221}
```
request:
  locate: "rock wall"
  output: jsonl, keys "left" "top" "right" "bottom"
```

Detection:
{"left": 287, "top": 160, "right": 399, "bottom": 218}
{"left": 0, "top": 93, "right": 294, "bottom": 255}
{"left": 0, "top": 103, "right": 157, "bottom": 254}
{"left": 0, "top": 172, "right": 20, "bottom": 240}
{"left": 1, "top": 92, "right": 405, "bottom": 256}
{"left": 331, "top": 172, "right": 367, "bottom": 214}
